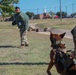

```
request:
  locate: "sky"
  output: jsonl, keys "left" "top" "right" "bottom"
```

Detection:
{"left": 15, "top": 0, "right": 76, "bottom": 15}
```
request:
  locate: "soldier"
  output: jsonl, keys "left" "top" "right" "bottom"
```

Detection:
{"left": 12, "top": 6, "right": 29, "bottom": 48}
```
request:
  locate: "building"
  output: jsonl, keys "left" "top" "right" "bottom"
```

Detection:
{"left": 33, "top": 7, "right": 51, "bottom": 19}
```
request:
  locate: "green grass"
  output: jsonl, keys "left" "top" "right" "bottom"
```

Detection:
{"left": 30, "top": 18, "right": 76, "bottom": 30}
{"left": 0, "top": 20, "right": 75, "bottom": 75}
{"left": 0, "top": 28, "right": 57, "bottom": 75}
{"left": 0, "top": 29, "right": 74, "bottom": 75}
{"left": 0, "top": 22, "right": 17, "bottom": 29}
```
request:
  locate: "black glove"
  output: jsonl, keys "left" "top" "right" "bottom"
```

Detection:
{"left": 12, "top": 21, "right": 16, "bottom": 25}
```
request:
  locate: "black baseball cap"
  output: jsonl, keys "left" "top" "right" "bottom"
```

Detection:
{"left": 15, "top": 6, "right": 20, "bottom": 10}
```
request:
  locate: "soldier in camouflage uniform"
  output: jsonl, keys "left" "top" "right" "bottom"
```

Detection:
{"left": 12, "top": 6, "right": 29, "bottom": 48}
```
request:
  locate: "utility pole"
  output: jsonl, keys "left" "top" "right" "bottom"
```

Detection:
{"left": 54, "top": 7, "right": 56, "bottom": 14}
{"left": 60, "top": 0, "right": 62, "bottom": 21}
{"left": 72, "top": 3, "right": 74, "bottom": 14}
{"left": 66, "top": 6, "right": 67, "bottom": 18}
{"left": 37, "top": 8, "right": 39, "bottom": 14}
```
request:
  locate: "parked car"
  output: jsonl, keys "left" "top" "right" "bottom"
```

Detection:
{"left": 67, "top": 15, "right": 72, "bottom": 18}
{"left": 54, "top": 15, "right": 59, "bottom": 19}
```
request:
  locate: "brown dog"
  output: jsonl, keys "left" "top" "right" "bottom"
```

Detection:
{"left": 47, "top": 32, "right": 66, "bottom": 75}
{"left": 47, "top": 32, "right": 76, "bottom": 75}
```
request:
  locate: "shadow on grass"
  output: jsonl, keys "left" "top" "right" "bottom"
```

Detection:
{"left": 0, "top": 45, "right": 17, "bottom": 48}
{"left": 0, "top": 62, "right": 49, "bottom": 66}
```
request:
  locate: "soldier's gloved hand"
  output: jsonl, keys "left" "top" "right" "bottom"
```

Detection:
{"left": 12, "top": 21, "right": 16, "bottom": 25}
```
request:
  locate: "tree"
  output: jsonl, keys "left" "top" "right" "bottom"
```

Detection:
{"left": 71, "top": 13, "right": 76, "bottom": 17}
{"left": 56, "top": 11, "right": 67, "bottom": 18}
{"left": 49, "top": 11, "right": 55, "bottom": 18}
{"left": 0, "top": 0, "right": 19, "bottom": 20}
{"left": 26, "top": 12, "right": 35, "bottom": 19}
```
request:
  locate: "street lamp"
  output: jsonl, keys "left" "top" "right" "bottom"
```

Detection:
{"left": 60, "top": 0, "right": 62, "bottom": 21}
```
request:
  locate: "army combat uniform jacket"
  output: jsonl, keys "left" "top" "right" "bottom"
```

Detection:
{"left": 12, "top": 12, "right": 29, "bottom": 30}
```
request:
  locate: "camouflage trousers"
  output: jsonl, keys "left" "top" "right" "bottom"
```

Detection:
{"left": 20, "top": 29, "right": 29, "bottom": 45}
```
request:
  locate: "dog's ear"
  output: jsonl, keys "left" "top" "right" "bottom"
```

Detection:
{"left": 71, "top": 26, "right": 76, "bottom": 35}
{"left": 60, "top": 32, "right": 66, "bottom": 38}
{"left": 71, "top": 28, "right": 74, "bottom": 35}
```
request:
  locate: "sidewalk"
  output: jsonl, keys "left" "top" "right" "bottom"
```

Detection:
{"left": 38, "top": 28, "right": 73, "bottom": 39}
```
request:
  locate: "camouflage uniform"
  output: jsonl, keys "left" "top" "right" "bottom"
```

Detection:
{"left": 20, "top": 29, "right": 29, "bottom": 45}
{"left": 12, "top": 12, "right": 29, "bottom": 46}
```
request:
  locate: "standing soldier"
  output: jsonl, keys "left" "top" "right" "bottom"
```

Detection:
{"left": 12, "top": 6, "right": 29, "bottom": 48}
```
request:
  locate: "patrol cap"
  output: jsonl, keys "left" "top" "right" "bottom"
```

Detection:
{"left": 15, "top": 6, "right": 20, "bottom": 10}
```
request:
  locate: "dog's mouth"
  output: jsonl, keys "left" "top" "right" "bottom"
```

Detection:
{"left": 51, "top": 41, "right": 65, "bottom": 49}
{"left": 51, "top": 41, "right": 61, "bottom": 48}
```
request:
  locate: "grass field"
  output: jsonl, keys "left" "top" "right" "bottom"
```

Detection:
{"left": 29, "top": 18, "right": 76, "bottom": 30}
{"left": 0, "top": 19, "right": 75, "bottom": 75}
